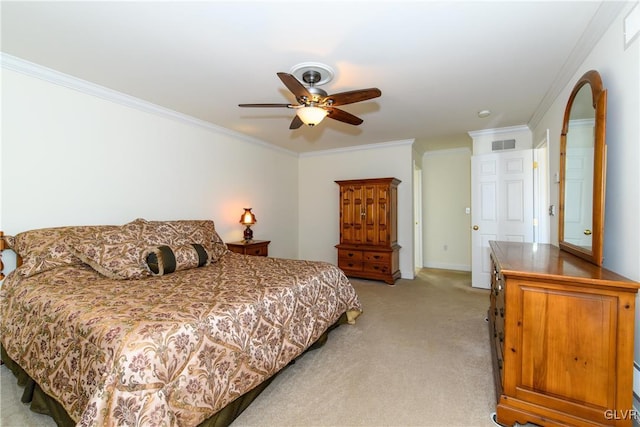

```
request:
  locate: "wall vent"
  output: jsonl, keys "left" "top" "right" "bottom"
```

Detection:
{"left": 492, "top": 139, "right": 516, "bottom": 151}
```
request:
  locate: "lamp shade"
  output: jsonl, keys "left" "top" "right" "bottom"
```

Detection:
{"left": 239, "top": 208, "right": 256, "bottom": 225}
{"left": 296, "top": 106, "right": 328, "bottom": 126}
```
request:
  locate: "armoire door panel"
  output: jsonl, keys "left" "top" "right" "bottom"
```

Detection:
{"left": 363, "top": 184, "right": 377, "bottom": 245}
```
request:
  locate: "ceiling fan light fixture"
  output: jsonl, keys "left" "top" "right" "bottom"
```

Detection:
{"left": 296, "top": 106, "right": 328, "bottom": 126}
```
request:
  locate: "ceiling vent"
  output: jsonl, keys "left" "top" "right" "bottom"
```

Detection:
{"left": 492, "top": 139, "right": 516, "bottom": 151}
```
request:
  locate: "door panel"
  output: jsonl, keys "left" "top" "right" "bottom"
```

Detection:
{"left": 563, "top": 147, "right": 594, "bottom": 247}
{"left": 340, "top": 184, "right": 365, "bottom": 244}
{"left": 472, "top": 150, "right": 534, "bottom": 288}
{"left": 363, "top": 184, "right": 376, "bottom": 245}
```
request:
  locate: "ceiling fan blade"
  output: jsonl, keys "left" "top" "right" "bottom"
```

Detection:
{"left": 324, "top": 88, "right": 382, "bottom": 106}
{"left": 325, "top": 107, "right": 364, "bottom": 126}
{"left": 238, "top": 103, "right": 292, "bottom": 108}
{"left": 289, "top": 115, "right": 304, "bottom": 129}
{"left": 277, "top": 72, "right": 312, "bottom": 103}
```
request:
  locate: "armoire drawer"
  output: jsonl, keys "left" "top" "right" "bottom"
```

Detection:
{"left": 363, "top": 251, "right": 391, "bottom": 263}
{"left": 337, "top": 249, "right": 363, "bottom": 262}
{"left": 338, "top": 249, "right": 364, "bottom": 272}
{"left": 363, "top": 262, "right": 390, "bottom": 274}
{"left": 338, "top": 259, "right": 363, "bottom": 272}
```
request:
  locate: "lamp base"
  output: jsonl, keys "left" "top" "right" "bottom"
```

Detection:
{"left": 243, "top": 226, "right": 253, "bottom": 241}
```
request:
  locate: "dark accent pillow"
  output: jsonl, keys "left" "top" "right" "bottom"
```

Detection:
{"left": 146, "top": 244, "right": 209, "bottom": 276}
{"left": 136, "top": 219, "right": 229, "bottom": 262}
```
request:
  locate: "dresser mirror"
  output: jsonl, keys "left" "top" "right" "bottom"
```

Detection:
{"left": 558, "top": 70, "right": 607, "bottom": 266}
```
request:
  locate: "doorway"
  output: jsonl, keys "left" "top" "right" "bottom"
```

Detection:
{"left": 413, "top": 160, "right": 423, "bottom": 275}
{"left": 533, "top": 130, "right": 551, "bottom": 244}
{"left": 471, "top": 149, "right": 534, "bottom": 288}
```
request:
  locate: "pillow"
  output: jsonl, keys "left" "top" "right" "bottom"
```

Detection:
{"left": 208, "top": 228, "right": 229, "bottom": 261}
{"left": 3, "top": 235, "right": 15, "bottom": 249}
{"left": 65, "top": 221, "right": 151, "bottom": 280}
{"left": 9, "top": 225, "right": 119, "bottom": 278}
{"left": 138, "top": 219, "right": 229, "bottom": 262}
{"left": 145, "top": 244, "right": 209, "bottom": 276}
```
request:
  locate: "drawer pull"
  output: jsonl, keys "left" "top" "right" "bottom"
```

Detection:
{"left": 373, "top": 255, "right": 381, "bottom": 259}
{"left": 348, "top": 253, "right": 355, "bottom": 257}
{"left": 499, "top": 308, "right": 504, "bottom": 318}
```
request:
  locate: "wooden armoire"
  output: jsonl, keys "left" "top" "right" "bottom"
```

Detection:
{"left": 335, "top": 177, "right": 400, "bottom": 285}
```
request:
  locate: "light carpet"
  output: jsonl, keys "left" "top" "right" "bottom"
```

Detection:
{"left": 0, "top": 268, "right": 499, "bottom": 427}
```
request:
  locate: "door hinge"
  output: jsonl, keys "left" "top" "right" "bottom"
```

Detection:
{"left": 533, "top": 161, "right": 538, "bottom": 169}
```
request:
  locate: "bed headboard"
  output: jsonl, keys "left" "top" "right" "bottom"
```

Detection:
{"left": 0, "top": 231, "right": 20, "bottom": 280}
{"left": 0, "top": 231, "right": 6, "bottom": 280}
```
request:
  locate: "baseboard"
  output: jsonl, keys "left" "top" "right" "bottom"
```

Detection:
{"left": 423, "top": 261, "right": 471, "bottom": 272}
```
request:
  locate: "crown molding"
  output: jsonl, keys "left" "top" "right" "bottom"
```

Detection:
{"left": 422, "top": 147, "right": 471, "bottom": 158}
{"left": 300, "top": 139, "right": 414, "bottom": 158}
{"left": 0, "top": 52, "right": 298, "bottom": 158}
{"left": 468, "top": 125, "right": 531, "bottom": 139}
{"left": 528, "top": 1, "right": 627, "bottom": 129}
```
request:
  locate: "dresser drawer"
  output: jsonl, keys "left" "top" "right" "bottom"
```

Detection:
{"left": 338, "top": 260, "right": 363, "bottom": 272}
{"left": 363, "top": 263, "right": 390, "bottom": 274}
{"left": 335, "top": 244, "right": 399, "bottom": 285}
{"left": 246, "top": 245, "right": 268, "bottom": 256}
{"left": 226, "top": 240, "right": 270, "bottom": 257}
{"left": 338, "top": 249, "right": 363, "bottom": 261}
{"left": 363, "top": 251, "right": 391, "bottom": 263}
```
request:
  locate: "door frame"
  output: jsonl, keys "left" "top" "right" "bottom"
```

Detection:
{"left": 413, "top": 160, "right": 423, "bottom": 275}
{"left": 533, "top": 129, "right": 551, "bottom": 244}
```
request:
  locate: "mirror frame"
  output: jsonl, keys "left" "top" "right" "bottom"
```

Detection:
{"left": 558, "top": 69, "right": 607, "bottom": 266}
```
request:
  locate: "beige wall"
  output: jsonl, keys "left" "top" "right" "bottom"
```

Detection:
{"left": 1, "top": 68, "right": 300, "bottom": 270}
{"left": 422, "top": 147, "right": 472, "bottom": 271}
{"left": 0, "top": 63, "right": 416, "bottom": 280}
{"left": 297, "top": 141, "right": 415, "bottom": 278}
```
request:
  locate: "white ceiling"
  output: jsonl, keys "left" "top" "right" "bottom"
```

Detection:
{"left": 0, "top": 1, "right": 626, "bottom": 154}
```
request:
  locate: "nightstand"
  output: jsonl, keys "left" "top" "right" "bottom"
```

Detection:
{"left": 226, "top": 240, "right": 270, "bottom": 257}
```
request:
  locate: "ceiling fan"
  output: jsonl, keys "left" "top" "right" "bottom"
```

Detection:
{"left": 238, "top": 66, "right": 381, "bottom": 129}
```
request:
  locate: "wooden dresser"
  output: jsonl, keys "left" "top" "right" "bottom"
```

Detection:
{"left": 335, "top": 177, "right": 400, "bottom": 285}
{"left": 489, "top": 241, "right": 640, "bottom": 427}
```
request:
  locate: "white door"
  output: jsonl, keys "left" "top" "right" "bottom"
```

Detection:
{"left": 471, "top": 150, "right": 534, "bottom": 288}
{"left": 563, "top": 146, "right": 594, "bottom": 247}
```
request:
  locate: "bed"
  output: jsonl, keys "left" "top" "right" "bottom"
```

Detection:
{"left": 0, "top": 219, "right": 362, "bottom": 426}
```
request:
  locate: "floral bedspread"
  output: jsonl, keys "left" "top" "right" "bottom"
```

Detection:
{"left": 0, "top": 252, "right": 362, "bottom": 426}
